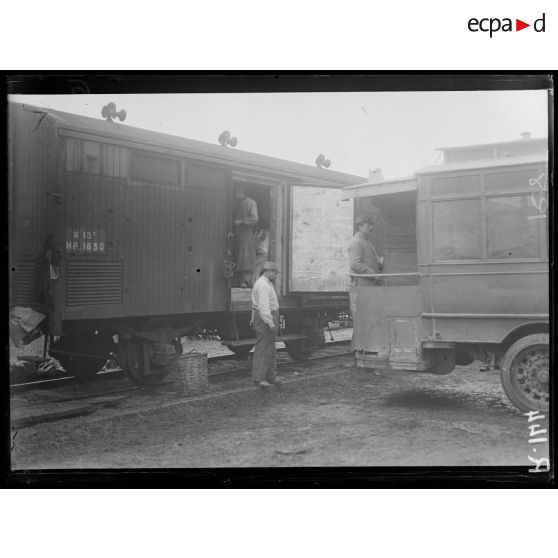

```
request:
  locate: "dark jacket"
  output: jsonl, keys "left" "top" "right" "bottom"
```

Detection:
{"left": 234, "top": 196, "right": 258, "bottom": 271}
{"left": 348, "top": 231, "right": 380, "bottom": 286}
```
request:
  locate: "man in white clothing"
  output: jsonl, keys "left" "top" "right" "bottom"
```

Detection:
{"left": 251, "top": 261, "right": 284, "bottom": 387}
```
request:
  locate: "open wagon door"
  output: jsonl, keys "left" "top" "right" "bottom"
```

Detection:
{"left": 289, "top": 185, "right": 354, "bottom": 292}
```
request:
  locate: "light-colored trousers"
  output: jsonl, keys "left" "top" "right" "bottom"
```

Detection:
{"left": 252, "top": 309, "right": 278, "bottom": 383}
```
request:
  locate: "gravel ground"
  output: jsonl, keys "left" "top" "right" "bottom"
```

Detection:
{"left": 10, "top": 355, "right": 550, "bottom": 469}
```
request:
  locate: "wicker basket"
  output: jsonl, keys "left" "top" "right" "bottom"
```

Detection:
{"left": 172, "top": 350, "right": 209, "bottom": 396}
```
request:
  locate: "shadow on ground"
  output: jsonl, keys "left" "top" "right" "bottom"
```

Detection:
{"left": 383, "top": 388, "right": 479, "bottom": 410}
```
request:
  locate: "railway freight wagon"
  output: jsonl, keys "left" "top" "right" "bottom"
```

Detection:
{"left": 9, "top": 102, "right": 363, "bottom": 383}
{"left": 344, "top": 148, "right": 550, "bottom": 412}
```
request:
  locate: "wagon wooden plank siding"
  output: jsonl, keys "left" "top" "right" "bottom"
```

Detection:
{"left": 9, "top": 106, "right": 58, "bottom": 306}
{"left": 9, "top": 102, "right": 364, "bottom": 383}
{"left": 186, "top": 162, "right": 230, "bottom": 313}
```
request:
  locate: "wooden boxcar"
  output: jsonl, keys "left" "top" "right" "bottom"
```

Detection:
{"left": 344, "top": 151, "right": 549, "bottom": 412}
{"left": 9, "top": 102, "right": 362, "bottom": 382}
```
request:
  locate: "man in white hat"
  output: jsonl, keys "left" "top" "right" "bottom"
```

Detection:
{"left": 251, "top": 261, "right": 284, "bottom": 387}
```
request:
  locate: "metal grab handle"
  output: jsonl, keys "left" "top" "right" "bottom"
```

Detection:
{"left": 349, "top": 272, "right": 420, "bottom": 278}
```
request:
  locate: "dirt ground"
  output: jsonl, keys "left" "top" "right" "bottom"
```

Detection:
{"left": 10, "top": 354, "right": 550, "bottom": 469}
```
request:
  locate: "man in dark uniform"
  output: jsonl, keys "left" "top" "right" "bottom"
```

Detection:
{"left": 233, "top": 185, "right": 258, "bottom": 287}
{"left": 348, "top": 215, "right": 383, "bottom": 286}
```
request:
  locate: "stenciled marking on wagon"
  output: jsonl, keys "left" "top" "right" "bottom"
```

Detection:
{"left": 524, "top": 410, "right": 550, "bottom": 473}
{"left": 528, "top": 172, "right": 547, "bottom": 219}
{"left": 65, "top": 228, "right": 106, "bottom": 253}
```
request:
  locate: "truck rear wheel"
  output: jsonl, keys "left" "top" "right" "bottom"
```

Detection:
{"left": 500, "top": 334, "right": 549, "bottom": 412}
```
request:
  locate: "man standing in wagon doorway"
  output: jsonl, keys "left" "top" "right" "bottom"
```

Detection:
{"left": 348, "top": 215, "right": 383, "bottom": 286}
{"left": 233, "top": 185, "right": 258, "bottom": 287}
{"left": 251, "top": 261, "right": 284, "bottom": 388}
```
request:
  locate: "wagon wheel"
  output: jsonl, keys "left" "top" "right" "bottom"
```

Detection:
{"left": 171, "top": 337, "right": 184, "bottom": 355}
{"left": 119, "top": 338, "right": 170, "bottom": 385}
{"left": 500, "top": 334, "right": 549, "bottom": 412}
{"left": 56, "top": 353, "right": 106, "bottom": 379}
{"left": 50, "top": 333, "right": 112, "bottom": 379}
{"left": 285, "top": 328, "right": 321, "bottom": 360}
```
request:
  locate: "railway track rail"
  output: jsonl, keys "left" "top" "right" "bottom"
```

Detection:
{"left": 10, "top": 339, "right": 352, "bottom": 397}
{"left": 9, "top": 351, "right": 252, "bottom": 394}
{"left": 10, "top": 340, "right": 353, "bottom": 429}
{"left": 10, "top": 352, "right": 240, "bottom": 395}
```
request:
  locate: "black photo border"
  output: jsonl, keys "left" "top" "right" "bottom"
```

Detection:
{"left": 2, "top": 71, "right": 555, "bottom": 488}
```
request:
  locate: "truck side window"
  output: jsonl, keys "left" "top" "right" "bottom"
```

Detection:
{"left": 430, "top": 174, "right": 480, "bottom": 196}
{"left": 485, "top": 169, "right": 539, "bottom": 192}
{"left": 433, "top": 199, "right": 482, "bottom": 260}
{"left": 487, "top": 195, "right": 541, "bottom": 259}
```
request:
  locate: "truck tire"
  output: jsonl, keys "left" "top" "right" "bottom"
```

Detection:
{"left": 500, "top": 334, "right": 549, "bottom": 412}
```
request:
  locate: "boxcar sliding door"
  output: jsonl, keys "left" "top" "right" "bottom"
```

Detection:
{"left": 184, "top": 162, "right": 230, "bottom": 312}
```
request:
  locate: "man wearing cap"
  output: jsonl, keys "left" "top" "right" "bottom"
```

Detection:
{"left": 251, "top": 261, "right": 284, "bottom": 387}
{"left": 348, "top": 215, "right": 383, "bottom": 286}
